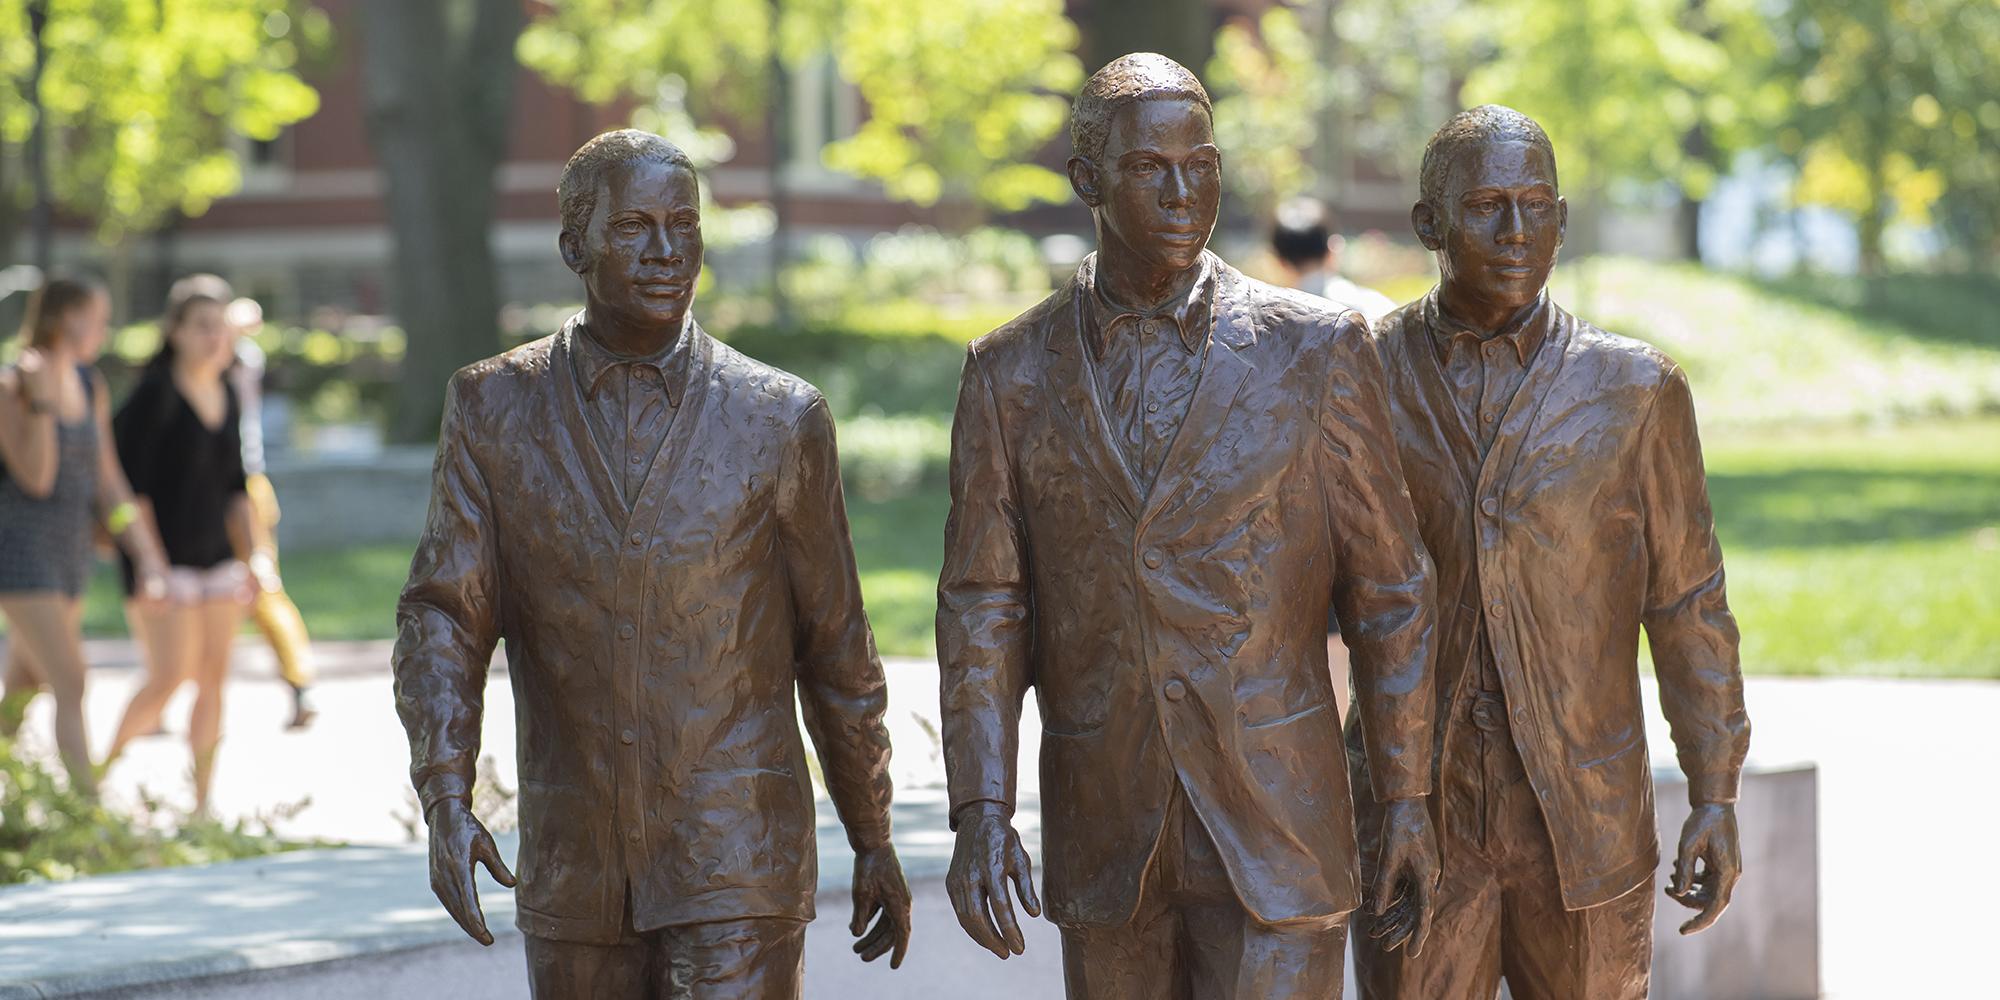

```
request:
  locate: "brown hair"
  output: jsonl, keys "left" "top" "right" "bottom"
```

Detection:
{"left": 147, "top": 273, "right": 235, "bottom": 375}
{"left": 18, "top": 276, "right": 106, "bottom": 351}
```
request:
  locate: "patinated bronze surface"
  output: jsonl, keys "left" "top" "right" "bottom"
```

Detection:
{"left": 1348, "top": 105, "right": 1751, "bottom": 999}
{"left": 938, "top": 53, "right": 1442, "bottom": 999}
{"left": 393, "top": 129, "right": 910, "bottom": 998}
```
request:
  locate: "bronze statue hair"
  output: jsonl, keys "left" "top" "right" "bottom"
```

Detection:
{"left": 557, "top": 128, "right": 697, "bottom": 238}
{"left": 17, "top": 276, "right": 105, "bottom": 351}
{"left": 1418, "top": 104, "right": 1558, "bottom": 210}
{"left": 1070, "top": 52, "right": 1212, "bottom": 164}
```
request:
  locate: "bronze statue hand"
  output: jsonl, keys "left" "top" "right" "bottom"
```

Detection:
{"left": 1667, "top": 802, "right": 1740, "bottom": 934}
{"left": 1367, "top": 797, "right": 1441, "bottom": 956}
{"left": 426, "top": 798, "right": 516, "bottom": 946}
{"left": 946, "top": 803, "right": 1041, "bottom": 959}
{"left": 849, "top": 843, "right": 913, "bottom": 968}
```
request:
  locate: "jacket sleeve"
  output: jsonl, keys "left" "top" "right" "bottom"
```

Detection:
{"left": 1639, "top": 365, "right": 1750, "bottom": 805}
{"left": 392, "top": 374, "right": 499, "bottom": 816}
{"left": 1319, "top": 313, "right": 1438, "bottom": 802}
{"left": 777, "top": 395, "right": 895, "bottom": 852}
{"left": 936, "top": 346, "right": 1034, "bottom": 828}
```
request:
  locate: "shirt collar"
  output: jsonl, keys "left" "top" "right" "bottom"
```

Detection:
{"left": 571, "top": 314, "right": 691, "bottom": 406}
{"left": 1081, "top": 251, "right": 1215, "bottom": 359}
{"left": 1426, "top": 289, "right": 1550, "bottom": 366}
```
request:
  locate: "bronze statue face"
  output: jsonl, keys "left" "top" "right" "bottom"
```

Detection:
{"left": 1072, "top": 97, "right": 1221, "bottom": 275}
{"left": 563, "top": 157, "right": 704, "bottom": 336}
{"left": 1416, "top": 139, "right": 1566, "bottom": 324}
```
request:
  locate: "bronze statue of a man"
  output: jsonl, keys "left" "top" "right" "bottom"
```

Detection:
{"left": 938, "top": 53, "right": 1443, "bottom": 998}
{"left": 393, "top": 129, "right": 911, "bottom": 998}
{"left": 1348, "top": 105, "right": 1751, "bottom": 999}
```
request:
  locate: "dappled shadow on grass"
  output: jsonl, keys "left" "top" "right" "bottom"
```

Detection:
{"left": 1711, "top": 465, "right": 2000, "bottom": 549}
{"left": 1748, "top": 271, "right": 2000, "bottom": 353}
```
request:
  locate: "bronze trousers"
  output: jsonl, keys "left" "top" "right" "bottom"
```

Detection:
{"left": 1353, "top": 696, "right": 1651, "bottom": 1000}
{"left": 1060, "top": 784, "right": 1349, "bottom": 1000}
{"left": 524, "top": 913, "right": 807, "bottom": 1000}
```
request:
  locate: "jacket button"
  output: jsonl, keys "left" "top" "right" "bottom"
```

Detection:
{"left": 618, "top": 624, "right": 636, "bottom": 639}
{"left": 620, "top": 729, "right": 635, "bottom": 745}
{"left": 1487, "top": 600, "right": 1504, "bottom": 618}
{"left": 627, "top": 831, "right": 640, "bottom": 844}
{"left": 1143, "top": 550, "right": 1164, "bottom": 570}
{"left": 1481, "top": 497, "right": 1500, "bottom": 517}
{"left": 1163, "top": 678, "right": 1187, "bottom": 702}
{"left": 629, "top": 531, "right": 644, "bottom": 546}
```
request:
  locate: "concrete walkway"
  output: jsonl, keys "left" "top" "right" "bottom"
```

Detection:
{"left": 5, "top": 638, "right": 1997, "bottom": 997}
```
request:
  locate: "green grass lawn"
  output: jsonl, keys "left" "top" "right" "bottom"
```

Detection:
{"left": 1703, "top": 419, "right": 2000, "bottom": 678}
{"left": 23, "top": 261, "right": 1996, "bottom": 678}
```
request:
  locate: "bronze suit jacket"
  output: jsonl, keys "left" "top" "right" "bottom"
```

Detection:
{"left": 394, "top": 316, "right": 894, "bottom": 944}
{"left": 938, "top": 253, "right": 1438, "bottom": 929}
{"left": 1358, "top": 292, "right": 1750, "bottom": 910}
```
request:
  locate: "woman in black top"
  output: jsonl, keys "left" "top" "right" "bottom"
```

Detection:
{"left": 0, "top": 277, "right": 169, "bottom": 794}
{"left": 105, "top": 275, "right": 267, "bottom": 814}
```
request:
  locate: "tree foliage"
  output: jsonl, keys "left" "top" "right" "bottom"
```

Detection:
{"left": 0, "top": 0, "right": 326, "bottom": 243}
{"left": 1774, "top": 0, "right": 2000, "bottom": 270}
{"left": 520, "top": 0, "right": 1082, "bottom": 219}
{"left": 1460, "top": 0, "right": 1784, "bottom": 205}
{"left": 1205, "top": 6, "right": 1324, "bottom": 220}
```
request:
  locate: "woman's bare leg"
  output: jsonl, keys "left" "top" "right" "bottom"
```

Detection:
{"left": 188, "top": 597, "right": 243, "bottom": 816}
{"left": 0, "top": 594, "right": 95, "bottom": 794}
{"left": 107, "top": 600, "right": 197, "bottom": 766}
{"left": 1, "top": 633, "right": 46, "bottom": 738}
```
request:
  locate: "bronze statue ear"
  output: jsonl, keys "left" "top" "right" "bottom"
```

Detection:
{"left": 1557, "top": 197, "right": 1569, "bottom": 248}
{"left": 1067, "top": 157, "right": 1102, "bottom": 207}
{"left": 558, "top": 230, "right": 589, "bottom": 275}
{"left": 1411, "top": 202, "right": 1443, "bottom": 251}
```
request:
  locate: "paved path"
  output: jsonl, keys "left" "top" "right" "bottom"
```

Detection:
{"left": 7, "top": 638, "right": 1997, "bottom": 997}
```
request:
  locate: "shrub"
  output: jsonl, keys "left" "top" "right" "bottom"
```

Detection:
{"left": 0, "top": 737, "right": 321, "bottom": 884}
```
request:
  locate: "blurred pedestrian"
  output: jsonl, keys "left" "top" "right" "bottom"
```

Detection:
{"left": 0, "top": 276, "right": 170, "bottom": 794}
{"left": 1272, "top": 196, "right": 1396, "bottom": 323}
{"left": 226, "top": 297, "right": 318, "bottom": 730}
{"left": 103, "top": 274, "right": 264, "bottom": 815}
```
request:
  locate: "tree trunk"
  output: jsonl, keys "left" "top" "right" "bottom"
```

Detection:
{"left": 1858, "top": 152, "right": 1887, "bottom": 279}
{"left": 1677, "top": 124, "right": 1710, "bottom": 262}
{"left": 1086, "top": 0, "right": 1213, "bottom": 75}
{"left": 766, "top": 22, "right": 792, "bottom": 327}
{"left": 26, "top": 0, "right": 53, "bottom": 273}
{"left": 360, "top": 0, "right": 522, "bottom": 443}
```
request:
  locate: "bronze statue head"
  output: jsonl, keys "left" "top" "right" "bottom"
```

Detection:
{"left": 1412, "top": 105, "right": 1566, "bottom": 327}
{"left": 558, "top": 129, "right": 704, "bottom": 341}
{"left": 1067, "top": 53, "right": 1220, "bottom": 277}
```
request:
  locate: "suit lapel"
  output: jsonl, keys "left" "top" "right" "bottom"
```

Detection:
{"left": 1476, "top": 301, "right": 1573, "bottom": 500}
{"left": 1404, "top": 295, "right": 1484, "bottom": 500}
{"left": 550, "top": 321, "right": 629, "bottom": 529}
{"left": 1043, "top": 276, "right": 1145, "bottom": 521}
{"left": 627, "top": 320, "right": 714, "bottom": 527}
{"left": 1140, "top": 264, "right": 1253, "bottom": 528}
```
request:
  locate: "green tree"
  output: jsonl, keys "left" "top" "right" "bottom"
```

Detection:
{"left": 0, "top": 0, "right": 324, "bottom": 257}
{"left": 1459, "top": 0, "right": 1786, "bottom": 260}
{"left": 519, "top": 0, "right": 1082, "bottom": 223}
{"left": 1205, "top": 6, "right": 1325, "bottom": 223}
{"left": 1776, "top": 0, "right": 2000, "bottom": 273}
{"left": 1205, "top": 0, "right": 1479, "bottom": 230}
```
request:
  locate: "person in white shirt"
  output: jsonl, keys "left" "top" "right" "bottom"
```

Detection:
{"left": 1271, "top": 196, "right": 1396, "bottom": 323}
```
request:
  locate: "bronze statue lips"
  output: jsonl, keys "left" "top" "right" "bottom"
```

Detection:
{"left": 1155, "top": 228, "right": 1206, "bottom": 246}
{"left": 635, "top": 279, "right": 690, "bottom": 299}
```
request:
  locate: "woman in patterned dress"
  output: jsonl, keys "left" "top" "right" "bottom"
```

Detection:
{"left": 0, "top": 276, "right": 169, "bottom": 794}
